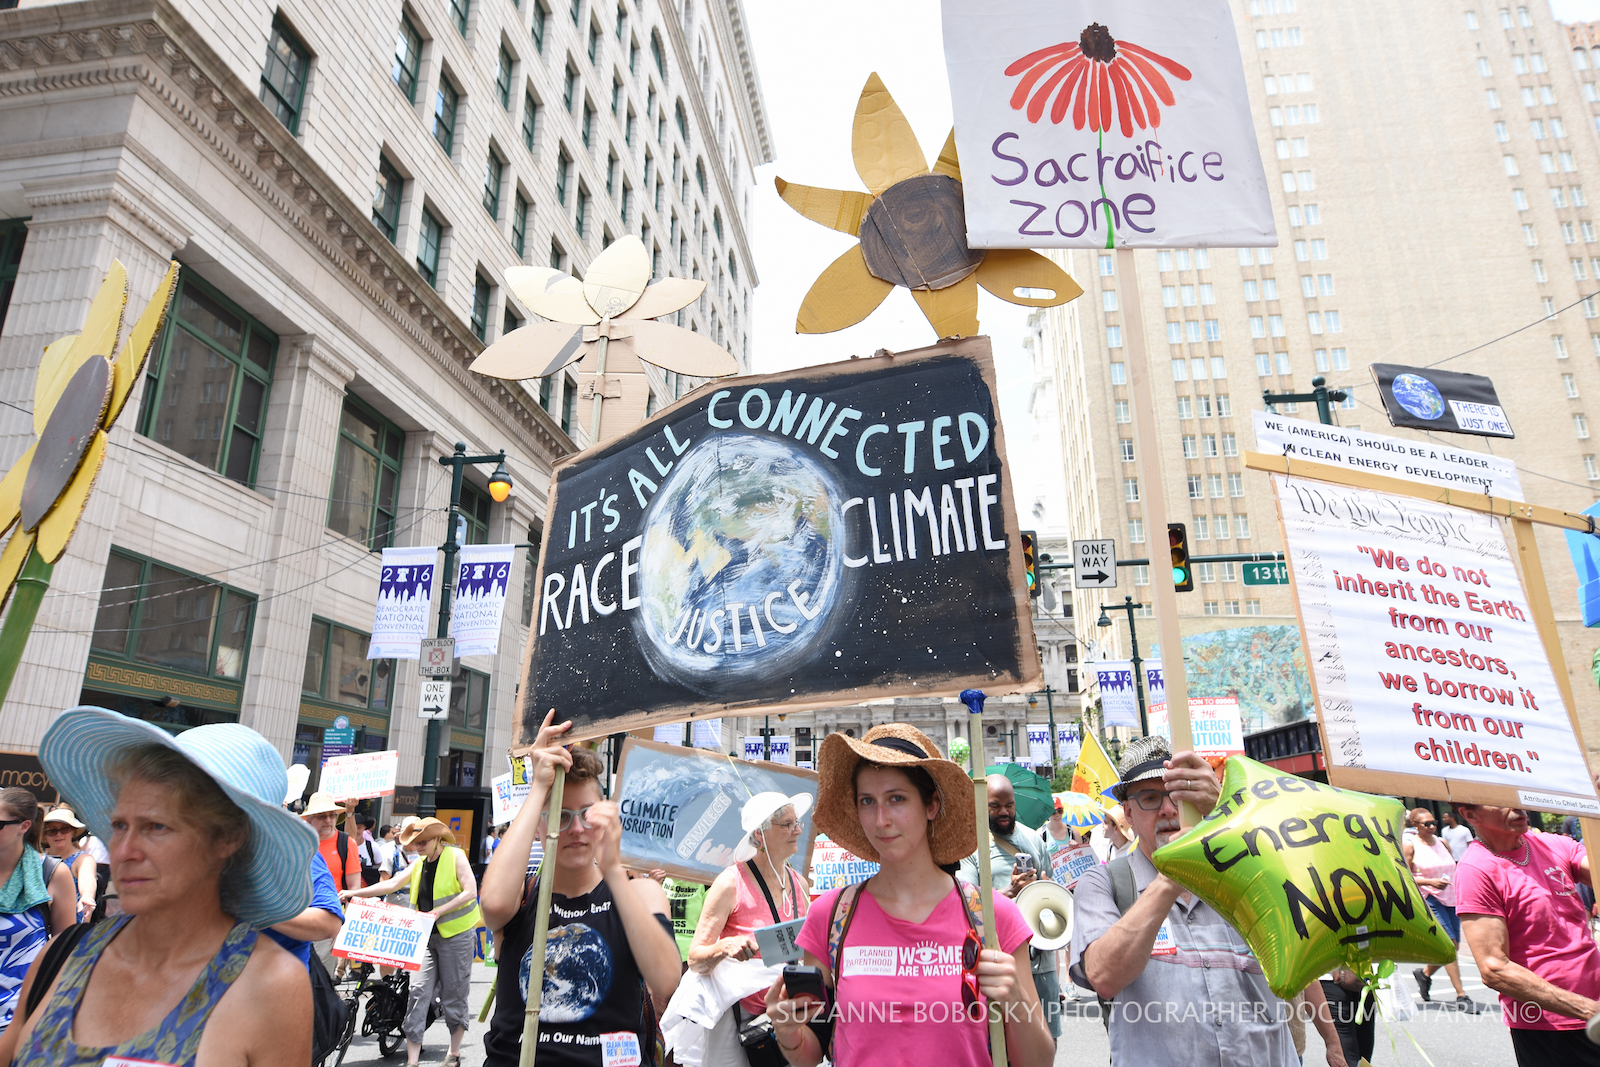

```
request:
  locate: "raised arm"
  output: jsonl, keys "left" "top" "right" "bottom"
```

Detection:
{"left": 479, "top": 710, "right": 573, "bottom": 934}
{"left": 588, "top": 802, "right": 680, "bottom": 999}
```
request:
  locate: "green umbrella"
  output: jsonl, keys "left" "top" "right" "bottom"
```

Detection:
{"left": 983, "top": 763, "right": 1054, "bottom": 830}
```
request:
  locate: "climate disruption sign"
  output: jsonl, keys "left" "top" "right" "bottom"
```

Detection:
{"left": 523, "top": 339, "right": 1039, "bottom": 740}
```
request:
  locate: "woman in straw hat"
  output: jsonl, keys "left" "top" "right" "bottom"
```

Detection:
{"left": 343, "top": 816, "right": 482, "bottom": 1067}
{"left": 765, "top": 724, "right": 1054, "bottom": 1067}
{"left": 0, "top": 707, "right": 317, "bottom": 1067}
{"left": 687, "top": 789, "right": 813, "bottom": 1064}
{"left": 40, "top": 809, "right": 97, "bottom": 923}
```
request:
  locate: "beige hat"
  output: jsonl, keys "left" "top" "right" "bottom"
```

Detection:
{"left": 813, "top": 723, "right": 976, "bottom": 867}
{"left": 300, "top": 792, "right": 344, "bottom": 818}
{"left": 398, "top": 817, "right": 456, "bottom": 849}
{"left": 42, "top": 808, "right": 86, "bottom": 831}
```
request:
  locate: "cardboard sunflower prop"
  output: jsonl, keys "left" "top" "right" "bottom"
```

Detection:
{"left": 776, "top": 73, "right": 1083, "bottom": 339}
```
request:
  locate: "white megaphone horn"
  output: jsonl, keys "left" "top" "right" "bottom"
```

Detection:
{"left": 1014, "top": 878, "right": 1074, "bottom": 951}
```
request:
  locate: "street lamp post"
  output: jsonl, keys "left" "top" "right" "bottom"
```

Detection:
{"left": 1029, "top": 685, "right": 1058, "bottom": 773}
{"left": 1097, "top": 595, "right": 1150, "bottom": 738}
{"left": 419, "top": 442, "right": 511, "bottom": 819}
{"left": 1263, "top": 375, "right": 1347, "bottom": 426}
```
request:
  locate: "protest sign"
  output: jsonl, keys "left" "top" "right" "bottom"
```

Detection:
{"left": 333, "top": 899, "right": 437, "bottom": 970}
{"left": 1149, "top": 697, "right": 1243, "bottom": 761}
{"left": 1273, "top": 475, "right": 1600, "bottom": 813}
{"left": 521, "top": 338, "right": 1040, "bottom": 742}
{"left": 941, "top": 0, "right": 1274, "bottom": 249}
{"left": 370, "top": 547, "right": 435, "bottom": 659}
{"left": 1370, "top": 364, "right": 1514, "bottom": 440}
{"left": 449, "top": 544, "right": 516, "bottom": 657}
{"left": 613, "top": 738, "right": 819, "bottom": 883}
{"left": 1047, "top": 842, "right": 1097, "bottom": 891}
{"left": 1093, "top": 661, "right": 1140, "bottom": 728}
{"left": 490, "top": 770, "right": 530, "bottom": 825}
{"left": 807, "top": 834, "right": 881, "bottom": 894}
{"left": 1253, "top": 411, "right": 1522, "bottom": 501}
{"left": 318, "top": 751, "right": 397, "bottom": 799}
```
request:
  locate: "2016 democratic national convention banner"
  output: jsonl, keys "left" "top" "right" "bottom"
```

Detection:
{"left": 449, "top": 544, "right": 516, "bottom": 657}
{"left": 941, "top": 0, "right": 1274, "bottom": 248}
{"left": 613, "top": 738, "right": 819, "bottom": 885}
{"left": 370, "top": 547, "right": 435, "bottom": 659}
{"left": 1272, "top": 475, "right": 1600, "bottom": 815}
{"left": 523, "top": 338, "right": 1041, "bottom": 741}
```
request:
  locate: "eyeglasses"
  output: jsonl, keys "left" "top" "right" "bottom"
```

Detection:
{"left": 768, "top": 819, "right": 799, "bottom": 832}
{"left": 556, "top": 806, "right": 594, "bottom": 832}
{"left": 1419, "top": 821, "right": 1437, "bottom": 828}
{"left": 1129, "top": 790, "right": 1173, "bottom": 812}
{"left": 0, "top": 820, "right": 24, "bottom": 831}
{"left": 43, "top": 827, "right": 73, "bottom": 836}
{"left": 960, "top": 926, "right": 982, "bottom": 1011}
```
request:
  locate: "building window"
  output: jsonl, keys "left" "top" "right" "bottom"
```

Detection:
{"left": 471, "top": 275, "right": 491, "bottom": 341}
{"left": 651, "top": 30, "right": 666, "bottom": 76}
{"left": 372, "top": 155, "right": 403, "bottom": 242}
{"left": 1229, "top": 473, "right": 1244, "bottom": 496}
{"left": 497, "top": 47, "right": 514, "bottom": 109}
{"left": 1556, "top": 335, "right": 1570, "bottom": 359}
{"left": 1128, "top": 519, "right": 1145, "bottom": 544}
{"left": 1208, "top": 473, "right": 1224, "bottom": 497}
{"left": 550, "top": 239, "right": 565, "bottom": 271}
{"left": 1204, "top": 600, "right": 1220, "bottom": 616}
{"left": 1107, "top": 326, "right": 1123, "bottom": 348}
{"left": 1182, "top": 435, "right": 1198, "bottom": 459}
{"left": 0, "top": 219, "right": 24, "bottom": 337}
{"left": 513, "top": 194, "right": 530, "bottom": 257}
{"left": 1586, "top": 455, "right": 1599, "bottom": 481}
{"left": 449, "top": 664, "right": 490, "bottom": 729}
{"left": 1115, "top": 400, "right": 1131, "bottom": 423}
{"left": 1577, "top": 413, "right": 1591, "bottom": 439}
{"left": 483, "top": 150, "right": 504, "bottom": 218}
{"left": 393, "top": 16, "right": 422, "bottom": 102}
{"left": 1124, "top": 478, "right": 1140, "bottom": 503}
{"left": 434, "top": 76, "right": 460, "bottom": 154}
{"left": 1119, "top": 439, "right": 1135, "bottom": 462}
{"left": 417, "top": 209, "right": 442, "bottom": 287}
{"left": 260, "top": 18, "right": 310, "bottom": 134}
{"left": 1235, "top": 514, "right": 1251, "bottom": 538}
{"left": 523, "top": 93, "right": 540, "bottom": 152}
{"left": 676, "top": 100, "right": 689, "bottom": 141}
{"left": 1187, "top": 475, "right": 1203, "bottom": 499}
{"left": 557, "top": 146, "right": 572, "bottom": 204}
{"left": 136, "top": 271, "right": 274, "bottom": 486}
{"left": 561, "top": 376, "right": 576, "bottom": 434}
{"left": 1110, "top": 362, "right": 1126, "bottom": 384}
{"left": 1564, "top": 373, "right": 1579, "bottom": 398}
{"left": 91, "top": 550, "right": 256, "bottom": 682}
{"left": 328, "top": 395, "right": 403, "bottom": 550}
{"left": 532, "top": 1, "right": 548, "bottom": 51}
{"left": 450, "top": 0, "right": 470, "bottom": 35}
{"left": 304, "top": 619, "right": 395, "bottom": 714}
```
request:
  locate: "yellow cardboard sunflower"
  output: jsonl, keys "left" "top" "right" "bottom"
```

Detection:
{"left": 0, "top": 260, "right": 179, "bottom": 608}
{"left": 777, "top": 73, "right": 1083, "bottom": 338}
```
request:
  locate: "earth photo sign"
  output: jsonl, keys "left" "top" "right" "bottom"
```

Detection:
{"left": 521, "top": 337, "right": 1041, "bottom": 741}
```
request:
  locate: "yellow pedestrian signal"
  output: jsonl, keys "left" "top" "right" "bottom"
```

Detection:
{"left": 1021, "top": 531, "right": 1041, "bottom": 598}
{"left": 1168, "top": 523, "right": 1194, "bottom": 592}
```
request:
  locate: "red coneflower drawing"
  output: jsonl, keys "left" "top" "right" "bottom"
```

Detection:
{"left": 1005, "top": 23, "right": 1193, "bottom": 136}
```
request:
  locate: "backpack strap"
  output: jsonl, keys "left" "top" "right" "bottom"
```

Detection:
{"left": 825, "top": 882, "right": 866, "bottom": 978}
{"left": 954, "top": 879, "right": 988, "bottom": 947}
{"left": 22, "top": 921, "right": 88, "bottom": 1022}
{"left": 37, "top": 854, "right": 61, "bottom": 935}
{"left": 1106, "top": 855, "right": 1137, "bottom": 917}
{"left": 746, "top": 861, "right": 784, "bottom": 925}
{"left": 336, "top": 832, "right": 352, "bottom": 882}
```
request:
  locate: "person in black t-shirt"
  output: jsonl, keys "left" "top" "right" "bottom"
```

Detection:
{"left": 479, "top": 711, "right": 680, "bottom": 1067}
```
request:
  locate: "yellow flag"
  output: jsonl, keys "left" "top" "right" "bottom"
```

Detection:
{"left": 1072, "top": 730, "right": 1119, "bottom": 806}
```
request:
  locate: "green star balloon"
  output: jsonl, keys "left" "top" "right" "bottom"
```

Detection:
{"left": 1153, "top": 755, "right": 1457, "bottom": 999}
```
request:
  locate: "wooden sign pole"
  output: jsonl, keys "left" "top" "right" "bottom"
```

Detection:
{"left": 1118, "top": 248, "right": 1198, "bottom": 825}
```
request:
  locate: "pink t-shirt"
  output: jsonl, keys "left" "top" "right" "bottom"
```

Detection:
{"left": 719, "top": 861, "right": 808, "bottom": 1014}
{"left": 1410, "top": 834, "right": 1457, "bottom": 907}
{"left": 1455, "top": 830, "right": 1600, "bottom": 1030}
{"left": 796, "top": 882, "right": 1032, "bottom": 1067}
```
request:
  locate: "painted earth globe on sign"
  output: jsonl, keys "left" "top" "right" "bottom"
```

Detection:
{"left": 634, "top": 432, "right": 848, "bottom": 696}
{"left": 1391, "top": 372, "right": 1446, "bottom": 421}
{"left": 522, "top": 922, "right": 612, "bottom": 1023}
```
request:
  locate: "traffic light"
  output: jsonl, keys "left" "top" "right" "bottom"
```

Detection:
{"left": 1021, "top": 530, "right": 1041, "bottom": 598}
{"left": 1168, "top": 523, "right": 1194, "bottom": 592}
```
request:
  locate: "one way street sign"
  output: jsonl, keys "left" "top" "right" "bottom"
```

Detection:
{"left": 1073, "top": 539, "right": 1118, "bottom": 589}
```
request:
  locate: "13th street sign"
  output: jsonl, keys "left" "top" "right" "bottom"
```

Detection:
{"left": 1073, "top": 539, "right": 1117, "bottom": 589}
{"left": 1242, "top": 561, "right": 1288, "bottom": 586}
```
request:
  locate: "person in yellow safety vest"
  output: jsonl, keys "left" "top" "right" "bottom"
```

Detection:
{"left": 344, "top": 817, "right": 482, "bottom": 1067}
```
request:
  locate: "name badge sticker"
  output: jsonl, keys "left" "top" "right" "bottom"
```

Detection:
{"left": 1150, "top": 924, "right": 1177, "bottom": 957}
{"left": 600, "top": 1031, "right": 642, "bottom": 1067}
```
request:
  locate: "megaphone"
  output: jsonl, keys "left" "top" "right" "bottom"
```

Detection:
{"left": 1014, "top": 878, "right": 1074, "bottom": 951}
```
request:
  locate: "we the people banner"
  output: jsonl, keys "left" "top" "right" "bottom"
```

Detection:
{"left": 318, "top": 751, "right": 398, "bottom": 800}
{"left": 523, "top": 339, "right": 1040, "bottom": 741}
{"left": 1273, "top": 475, "right": 1600, "bottom": 814}
{"left": 808, "top": 834, "right": 881, "bottom": 894}
{"left": 369, "top": 547, "right": 435, "bottom": 659}
{"left": 333, "top": 899, "right": 436, "bottom": 970}
{"left": 1094, "top": 661, "right": 1140, "bottom": 728}
{"left": 613, "top": 738, "right": 819, "bottom": 883}
{"left": 449, "top": 544, "right": 516, "bottom": 657}
{"left": 940, "top": 0, "right": 1274, "bottom": 248}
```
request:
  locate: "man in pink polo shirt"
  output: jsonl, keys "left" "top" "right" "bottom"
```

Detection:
{"left": 1455, "top": 804, "right": 1600, "bottom": 1066}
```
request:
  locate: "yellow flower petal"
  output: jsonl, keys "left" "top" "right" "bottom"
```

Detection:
{"left": 852, "top": 73, "right": 927, "bottom": 196}
{"left": 505, "top": 267, "right": 601, "bottom": 326}
{"left": 106, "top": 261, "right": 179, "bottom": 428}
{"left": 36, "top": 430, "right": 106, "bottom": 563}
{"left": 975, "top": 249, "right": 1084, "bottom": 308}
{"left": 796, "top": 245, "right": 894, "bottom": 334}
{"left": 774, "top": 178, "right": 872, "bottom": 237}
{"left": 0, "top": 443, "right": 34, "bottom": 539}
{"left": 36, "top": 262, "right": 126, "bottom": 434}
{"left": 932, "top": 130, "right": 962, "bottom": 183}
{"left": 0, "top": 527, "right": 36, "bottom": 616}
{"left": 912, "top": 278, "right": 979, "bottom": 339}
{"left": 625, "top": 278, "right": 705, "bottom": 320}
{"left": 582, "top": 235, "right": 651, "bottom": 319}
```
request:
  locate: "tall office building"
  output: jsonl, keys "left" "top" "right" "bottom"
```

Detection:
{"left": 0, "top": 0, "right": 769, "bottom": 826}
{"left": 1035, "top": 0, "right": 1600, "bottom": 747}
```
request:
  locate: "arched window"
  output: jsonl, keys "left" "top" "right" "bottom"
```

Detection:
{"left": 675, "top": 99, "right": 690, "bottom": 142}
{"left": 695, "top": 158, "right": 707, "bottom": 194}
{"left": 650, "top": 30, "right": 666, "bottom": 79}
{"left": 712, "top": 207, "right": 723, "bottom": 241}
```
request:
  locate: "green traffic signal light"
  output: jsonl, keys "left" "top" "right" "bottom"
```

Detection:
{"left": 1168, "top": 523, "right": 1194, "bottom": 592}
{"left": 1021, "top": 530, "right": 1041, "bottom": 598}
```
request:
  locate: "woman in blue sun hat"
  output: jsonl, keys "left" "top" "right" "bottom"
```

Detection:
{"left": 0, "top": 707, "right": 318, "bottom": 1067}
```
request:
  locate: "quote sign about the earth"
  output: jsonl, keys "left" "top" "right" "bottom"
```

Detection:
{"left": 522, "top": 337, "right": 1041, "bottom": 740}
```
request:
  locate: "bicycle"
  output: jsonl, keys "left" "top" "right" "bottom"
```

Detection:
{"left": 322, "top": 962, "right": 443, "bottom": 1064}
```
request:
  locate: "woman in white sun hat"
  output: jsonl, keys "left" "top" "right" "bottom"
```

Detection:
{"left": 39, "top": 809, "right": 97, "bottom": 923}
{"left": 0, "top": 706, "right": 317, "bottom": 1067}
{"left": 687, "top": 790, "right": 813, "bottom": 1066}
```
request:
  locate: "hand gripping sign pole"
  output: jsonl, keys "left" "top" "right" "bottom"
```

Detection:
{"left": 960, "top": 689, "right": 1008, "bottom": 1067}
{"left": 519, "top": 764, "right": 565, "bottom": 1067}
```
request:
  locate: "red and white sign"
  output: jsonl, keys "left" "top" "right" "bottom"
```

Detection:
{"left": 1048, "top": 842, "right": 1098, "bottom": 891}
{"left": 332, "top": 899, "right": 436, "bottom": 971}
{"left": 319, "top": 750, "right": 399, "bottom": 800}
{"left": 807, "top": 834, "right": 880, "bottom": 896}
{"left": 1149, "top": 697, "right": 1244, "bottom": 761}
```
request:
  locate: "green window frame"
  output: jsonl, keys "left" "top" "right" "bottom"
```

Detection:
{"left": 611, "top": 78, "right": 622, "bottom": 117}
{"left": 570, "top": 0, "right": 581, "bottom": 24}
{"left": 615, "top": 4, "right": 626, "bottom": 41}
{"left": 137, "top": 270, "right": 275, "bottom": 486}
{"left": 695, "top": 158, "right": 706, "bottom": 194}
{"left": 556, "top": 146, "right": 571, "bottom": 204}
{"left": 582, "top": 103, "right": 594, "bottom": 148}
{"left": 303, "top": 617, "right": 396, "bottom": 715}
{"left": 675, "top": 100, "right": 688, "bottom": 142}
{"left": 624, "top": 110, "right": 635, "bottom": 147}
{"left": 587, "top": 21, "right": 599, "bottom": 62}
{"left": 372, "top": 155, "right": 403, "bottom": 242}
{"left": 471, "top": 275, "right": 491, "bottom": 341}
{"left": 260, "top": 18, "right": 310, "bottom": 133}
{"left": 513, "top": 194, "right": 530, "bottom": 256}
{"left": 521, "top": 522, "right": 543, "bottom": 625}
{"left": 417, "top": 208, "right": 443, "bottom": 287}
{"left": 564, "top": 63, "right": 577, "bottom": 111}
{"left": 460, "top": 480, "right": 492, "bottom": 545}
{"left": 522, "top": 92, "right": 540, "bottom": 152}
{"left": 0, "top": 218, "right": 26, "bottom": 338}
{"left": 650, "top": 30, "right": 664, "bottom": 77}
{"left": 496, "top": 47, "right": 513, "bottom": 109}
{"left": 91, "top": 549, "right": 257, "bottom": 682}
{"left": 539, "top": 376, "right": 553, "bottom": 410}
{"left": 328, "top": 393, "right": 404, "bottom": 550}
{"left": 606, "top": 151, "right": 617, "bottom": 195}
{"left": 503, "top": 307, "right": 521, "bottom": 339}
{"left": 531, "top": 2, "right": 547, "bottom": 51}
{"left": 712, "top": 207, "right": 722, "bottom": 242}
{"left": 629, "top": 37, "right": 638, "bottom": 74}
{"left": 433, "top": 76, "right": 459, "bottom": 155}
{"left": 560, "top": 376, "right": 576, "bottom": 434}
{"left": 448, "top": 663, "right": 489, "bottom": 729}
{"left": 450, "top": 0, "right": 470, "bottom": 36}
{"left": 576, "top": 185, "right": 589, "bottom": 237}
{"left": 622, "top": 183, "right": 633, "bottom": 225}
{"left": 483, "top": 149, "right": 504, "bottom": 218}
{"left": 392, "top": 16, "right": 422, "bottom": 102}
{"left": 550, "top": 239, "right": 564, "bottom": 271}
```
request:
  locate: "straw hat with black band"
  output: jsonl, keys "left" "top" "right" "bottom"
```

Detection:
{"left": 813, "top": 724, "right": 975, "bottom": 867}
{"left": 398, "top": 817, "right": 456, "bottom": 850}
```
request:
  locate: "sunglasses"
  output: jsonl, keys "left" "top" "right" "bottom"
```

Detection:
{"left": 0, "top": 820, "right": 25, "bottom": 831}
{"left": 43, "top": 826, "right": 74, "bottom": 835}
{"left": 960, "top": 927, "right": 982, "bottom": 1011}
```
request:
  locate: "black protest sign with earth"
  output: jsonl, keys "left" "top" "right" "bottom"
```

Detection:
{"left": 522, "top": 337, "right": 1042, "bottom": 741}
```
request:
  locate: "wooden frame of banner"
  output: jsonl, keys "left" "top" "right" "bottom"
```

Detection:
{"left": 611, "top": 736, "right": 820, "bottom": 885}
{"left": 1247, "top": 450, "right": 1600, "bottom": 876}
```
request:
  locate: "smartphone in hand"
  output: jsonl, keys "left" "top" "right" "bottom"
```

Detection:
{"left": 783, "top": 964, "right": 827, "bottom": 1004}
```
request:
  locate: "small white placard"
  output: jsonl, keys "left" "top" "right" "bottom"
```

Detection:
{"left": 1448, "top": 400, "right": 1514, "bottom": 438}
{"left": 419, "top": 678, "right": 450, "bottom": 719}
{"left": 1518, "top": 790, "right": 1600, "bottom": 816}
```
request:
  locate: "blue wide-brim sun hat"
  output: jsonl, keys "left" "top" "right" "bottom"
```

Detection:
{"left": 40, "top": 706, "right": 317, "bottom": 928}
